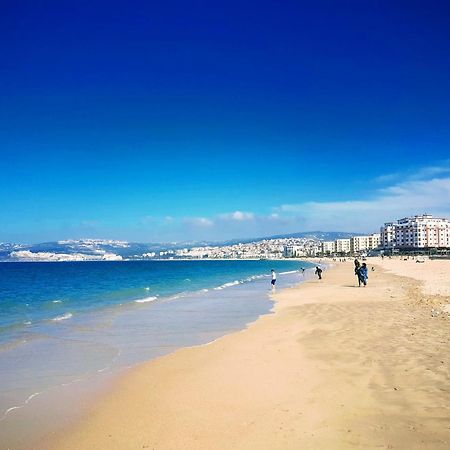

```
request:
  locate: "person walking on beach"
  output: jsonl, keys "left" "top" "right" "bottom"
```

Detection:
{"left": 271, "top": 269, "right": 276, "bottom": 288}
{"left": 354, "top": 258, "right": 361, "bottom": 283}
{"left": 356, "top": 263, "right": 368, "bottom": 287}
{"left": 301, "top": 267, "right": 305, "bottom": 275}
{"left": 315, "top": 266, "right": 323, "bottom": 280}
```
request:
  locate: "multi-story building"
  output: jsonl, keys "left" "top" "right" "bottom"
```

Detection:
{"left": 380, "top": 214, "right": 450, "bottom": 249}
{"left": 284, "top": 245, "right": 306, "bottom": 257}
{"left": 380, "top": 222, "right": 396, "bottom": 248}
{"left": 369, "top": 233, "right": 381, "bottom": 249}
{"left": 350, "top": 236, "right": 369, "bottom": 254}
{"left": 321, "top": 241, "right": 335, "bottom": 254}
{"left": 350, "top": 233, "right": 381, "bottom": 254}
{"left": 335, "top": 239, "right": 351, "bottom": 254}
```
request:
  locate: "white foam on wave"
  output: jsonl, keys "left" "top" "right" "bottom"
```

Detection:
{"left": 167, "top": 292, "right": 188, "bottom": 301}
{"left": 213, "top": 280, "right": 242, "bottom": 290}
{"left": 245, "top": 274, "right": 266, "bottom": 281}
{"left": 279, "top": 270, "right": 299, "bottom": 275}
{"left": 0, "top": 392, "right": 41, "bottom": 422}
{"left": 144, "top": 287, "right": 150, "bottom": 291}
{"left": 51, "top": 313, "right": 73, "bottom": 321}
{"left": 52, "top": 300, "right": 63, "bottom": 303}
{"left": 23, "top": 321, "right": 32, "bottom": 325}
{"left": 134, "top": 296, "right": 157, "bottom": 303}
{"left": 0, "top": 346, "right": 124, "bottom": 423}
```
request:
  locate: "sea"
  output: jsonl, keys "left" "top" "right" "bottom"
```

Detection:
{"left": 0, "top": 259, "right": 315, "bottom": 448}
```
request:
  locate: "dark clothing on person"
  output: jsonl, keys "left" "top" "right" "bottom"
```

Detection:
{"left": 356, "top": 264, "right": 368, "bottom": 286}
{"left": 354, "top": 259, "right": 361, "bottom": 284}
{"left": 315, "top": 267, "right": 323, "bottom": 280}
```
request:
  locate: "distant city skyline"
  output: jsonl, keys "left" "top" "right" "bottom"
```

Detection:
{"left": 2, "top": 2, "right": 450, "bottom": 243}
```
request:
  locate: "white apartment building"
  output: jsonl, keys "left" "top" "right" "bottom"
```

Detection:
{"left": 307, "top": 244, "right": 321, "bottom": 257}
{"left": 321, "top": 241, "right": 335, "bottom": 254}
{"left": 335, "top": 239, "right": 351, "bottom": 254}
{"left": 380, "top": 214, "right": 450, "bottom": 249}
{"left": 284, "top": 245, "right": 306, "bottom": 257}
{"left": 369, "top": 233, "right": 381, "bottom": 249}
{"left": 350, "top": 233, "right": 381, "bottom": 254}
{"left": 350, "top": 236, "right": 369, "bottom": 254}
{"left": 380, "top": 222, "right": 396, "bottom": 248}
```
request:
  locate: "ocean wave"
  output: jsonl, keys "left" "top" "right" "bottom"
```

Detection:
{"left": 51, "top": 313, "right": 73, "bottom": 321}
{"left": 134, "top": 296, "right": 157, "bottom": 303}
{"left": 169, "top": 292, "right": 188, "bottom": 300}
{"left": 245, "top": 274, "right": 266, "bottom": 281}
{"left": 0, "top": 392, "right": 41, "bottom": 422}
{"left": 279, "top": 270, "right": 299, "bottom": 275}
{"left": 52, "top": 300, "right": 63, "bottom": 303}
{"left": 144, "top": 287, "right": 150, "bottom": 291}
{"left": 213, "top": 280, "right": 242, "bottom": 290}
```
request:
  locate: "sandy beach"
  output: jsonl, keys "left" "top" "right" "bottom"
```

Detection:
{"left": 46, "top": 259, "right": 450, "bottom": 449}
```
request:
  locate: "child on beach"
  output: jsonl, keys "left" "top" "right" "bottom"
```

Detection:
{"left": 271, "top": 269, "right": 276, "bottom": 288}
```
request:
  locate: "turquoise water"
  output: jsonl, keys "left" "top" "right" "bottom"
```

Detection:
{"left": 0, "top": 260, "right": 310, "bottom": 333}
{"left": 0, "top": 259, "right": 315, "bottom": 447}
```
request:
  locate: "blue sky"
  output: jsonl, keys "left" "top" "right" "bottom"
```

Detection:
{"left": 1, "top": 1, "right": 450, "bottom": 243}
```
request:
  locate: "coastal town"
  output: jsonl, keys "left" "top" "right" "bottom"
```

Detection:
{"left": 152, "top": 214, "right": 450, "bottom": 260}
{"left": 4, "top": 214, "right": 448, "bottom": 262}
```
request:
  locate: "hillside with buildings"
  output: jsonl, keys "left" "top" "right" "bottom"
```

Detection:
{"left": 1, "top": 215, "right": 449, "bottom": 262}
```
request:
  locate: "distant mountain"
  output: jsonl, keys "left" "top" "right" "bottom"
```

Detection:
{"left": 210, "top": 231, "right": 363, "bottom": 246}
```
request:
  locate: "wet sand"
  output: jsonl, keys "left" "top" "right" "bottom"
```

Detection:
{"left": 46, "top": 260, "right": 450, "bottom": 449}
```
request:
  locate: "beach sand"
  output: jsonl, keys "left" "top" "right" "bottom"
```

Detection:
{"left": 46, "top": 259, "right": 450, "bottom": 449}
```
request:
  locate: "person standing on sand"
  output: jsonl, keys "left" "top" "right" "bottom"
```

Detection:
{"left": 354, "top": 258, "right": 361, "bottom": 283}
{"left": 271, "top": 269, "right": 276, "bottom": 288}
{"left": 315, "top": 266, "right": 323, "bottom": 280}
{"left": 357, "top": 263, "right": 368, "bottom": 287}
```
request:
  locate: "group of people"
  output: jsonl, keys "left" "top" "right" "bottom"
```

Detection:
{"left": 270, "top": 259, "right": 370, "bottom": 290}
{"left": 270, "top": 265, "right": 323, "bottom": 288}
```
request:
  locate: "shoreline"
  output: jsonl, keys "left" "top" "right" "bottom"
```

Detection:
{"left": 1, "top": 262, "right": 314, "bottom": 449}
{"left": 43, "top": 259, "right": 450, "bottom": 448}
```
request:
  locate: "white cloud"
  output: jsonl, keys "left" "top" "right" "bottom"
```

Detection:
{"left": 219, "top": 211, "right": 255, "bottom": 221}
{"left": 374, "top": 159, "right": 450, "bottom": 184}
{"left": 373, "top": 172, "right": 401, "bottom": 184}
{"left": 278, "top": 176, "right": 450, "bottom": 232}
{"left": 138, "top": 162, "right": 450, "bottom": 241}
{"left": 410, "top": 162, "right": 450, "bottom": 180}
{"left": 182, "top": 217, "right": 214, "bottom": 227}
